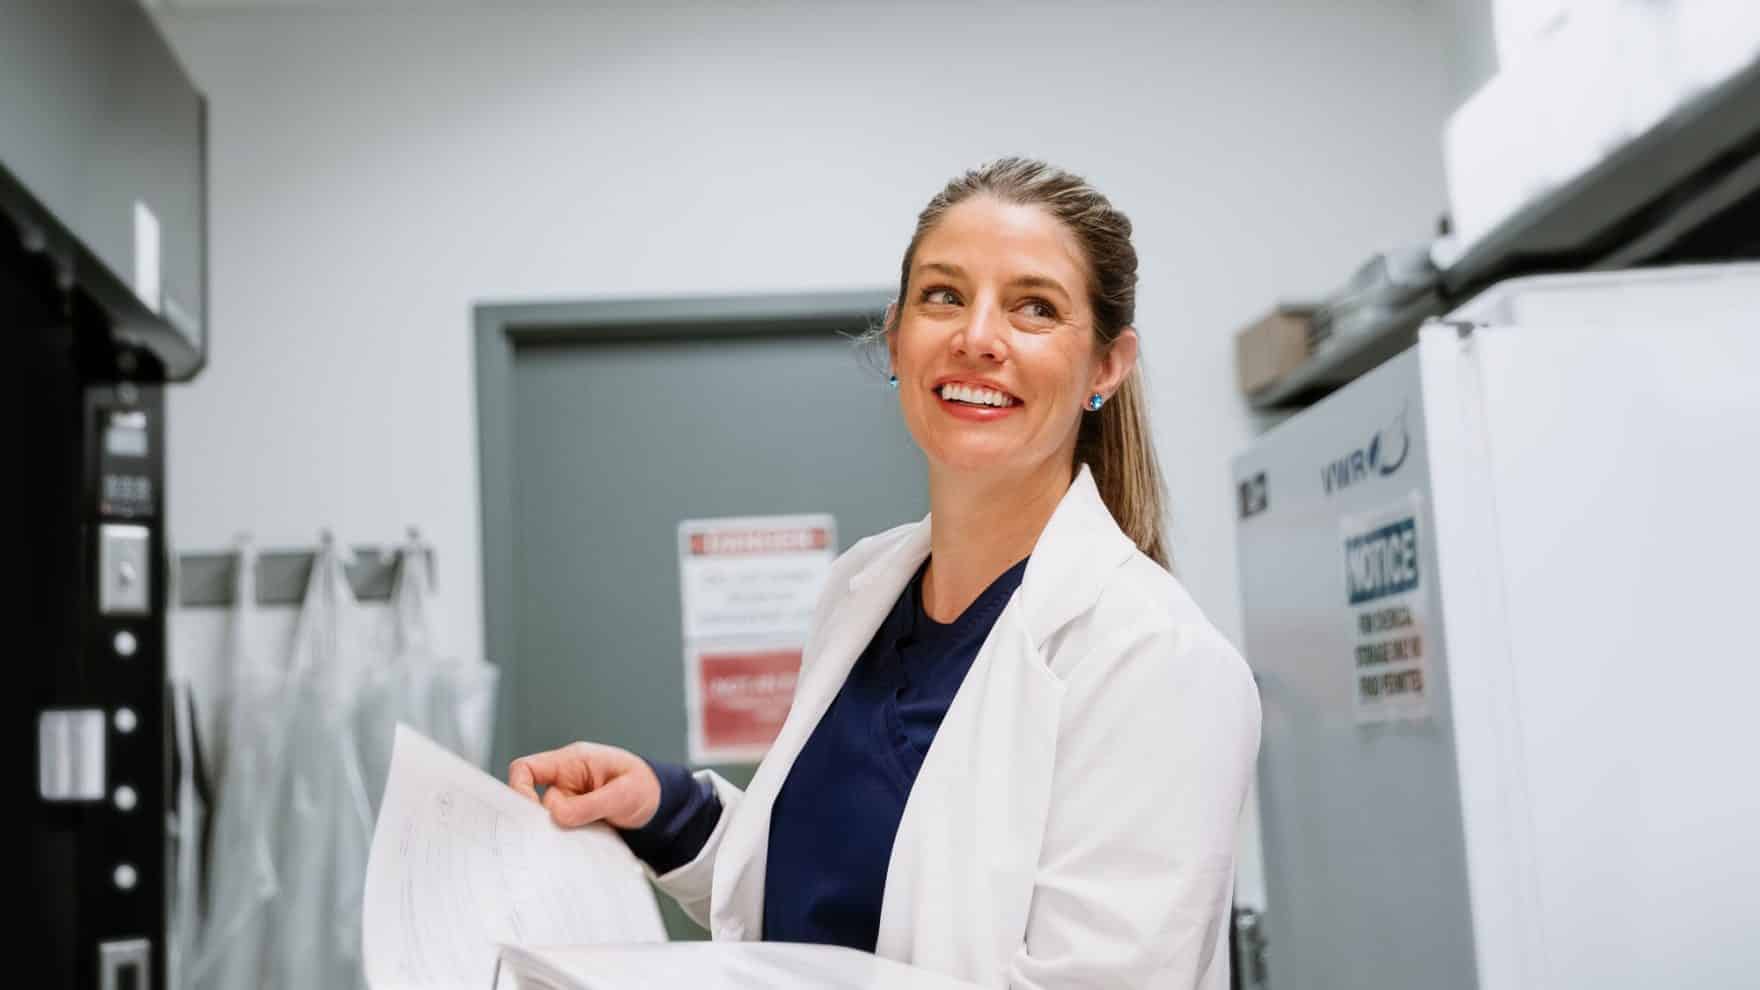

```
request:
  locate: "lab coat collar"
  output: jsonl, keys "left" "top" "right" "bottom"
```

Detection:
{"left": 846, "top": 463, "right": 1137, "bottom": 650}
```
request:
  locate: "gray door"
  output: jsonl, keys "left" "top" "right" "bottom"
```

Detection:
{"left": 478, "top": 295, "right": 927, "bottom": 938}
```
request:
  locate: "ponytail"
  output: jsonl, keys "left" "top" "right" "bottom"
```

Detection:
{"left": 1078, "top": 362, "right": 1170, "bottom": 569}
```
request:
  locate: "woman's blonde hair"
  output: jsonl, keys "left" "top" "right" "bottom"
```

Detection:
{"left": 878, "top": 157, "right": 1171, "bottom": 569}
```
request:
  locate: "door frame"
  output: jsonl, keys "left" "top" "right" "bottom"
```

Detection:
{"left": 473, "top": 290, "right": 892, "bottom": 769}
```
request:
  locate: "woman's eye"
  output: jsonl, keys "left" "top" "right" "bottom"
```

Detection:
{"left": 921, "top": 287, "right": 960, "bottom": 306}
{"left": 1023, "top": 299, "right": 1057, "bottom": 320}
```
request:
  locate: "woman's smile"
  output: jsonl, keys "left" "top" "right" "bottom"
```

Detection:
{"left": 932, "top": 377, "right": 1023, "bottom": 421}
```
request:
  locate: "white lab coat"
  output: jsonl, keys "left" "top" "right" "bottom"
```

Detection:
{"left": 651, "top": 465, "right": 1262, "bottom": 988}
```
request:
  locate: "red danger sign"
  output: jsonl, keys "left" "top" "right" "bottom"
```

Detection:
{"left": 688, "top": 527, "right": 830, "bottom": 556}
{"left": 698, "top": 649, "right": 801, "bottom": 750}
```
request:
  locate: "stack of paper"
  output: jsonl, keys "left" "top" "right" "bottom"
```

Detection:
{"left": 364, "top": 727, "right": 979, "bottom": 990}
{"left": 362, "top": 727, "right": 665, "bottom": 989}
{"left": 495, "top": 943, "right": 980, "bottom": 990}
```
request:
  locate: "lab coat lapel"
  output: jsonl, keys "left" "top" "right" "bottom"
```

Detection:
{"left": 1015, "top": 463, "right": 1139, "bottom": 649}
{"left": 708, "top": 516, "right": 933, "bottom": 939}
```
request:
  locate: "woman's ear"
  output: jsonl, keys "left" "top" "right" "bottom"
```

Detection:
{"left": 1092, "top": 327, "right": 1140, "bottom": 396}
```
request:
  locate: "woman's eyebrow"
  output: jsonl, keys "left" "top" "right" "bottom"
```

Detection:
{"left": 1009, "top": 274, "right": 1070, "bottom": 298}
{"left": 915, "top": 262, "right": 1070, "bottom": 298}
{"left": 915, "top": 261, "right": 967, "bottom": 280}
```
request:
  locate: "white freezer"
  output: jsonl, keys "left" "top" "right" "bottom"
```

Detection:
{"left": 1233, "top": 264, "right": 1760, "bottom": 989}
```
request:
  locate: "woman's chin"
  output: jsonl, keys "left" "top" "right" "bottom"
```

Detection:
{"left": 924, "top": 443, "right": 1040, "bottom": 478}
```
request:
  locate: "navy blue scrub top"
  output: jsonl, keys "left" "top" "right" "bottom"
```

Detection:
{"left": 618, "top": 555, "right": 1029, "bottom": 951}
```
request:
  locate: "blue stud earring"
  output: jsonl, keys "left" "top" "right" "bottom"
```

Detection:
{"left": 1087, "top": 392, "right": 1105, "bottom": 411}
{"left": 888, "top": 375, "right": 899, "bottom": 389}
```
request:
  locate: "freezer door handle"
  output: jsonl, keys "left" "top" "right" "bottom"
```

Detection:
{"left": 1234, "top": 906, "right": 1269, "bottom": 989}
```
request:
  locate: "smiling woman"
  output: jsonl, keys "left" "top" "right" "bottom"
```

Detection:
{"left": 875, "top": 157, "right": 1169, "bottom": 572}
{"left": 511, "top": 157, "right": 1260, "bottom": 989}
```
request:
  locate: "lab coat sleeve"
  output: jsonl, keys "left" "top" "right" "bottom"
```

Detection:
{"left": 1008, "top": 619, "right": 1262, "bottom": 989}
{"left": 645, "top": 770, "right": 744, "bottom": 929}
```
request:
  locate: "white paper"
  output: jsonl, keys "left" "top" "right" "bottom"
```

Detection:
{"left": 498, "top": 942, "right": 981, "bottom": 990}
{"left": 362, "top": 726, "right": 665, "bottom": 990}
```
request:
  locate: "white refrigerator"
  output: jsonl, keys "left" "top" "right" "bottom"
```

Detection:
{"left": 1232, "top": 264, "right": 1760, "bottom": 989}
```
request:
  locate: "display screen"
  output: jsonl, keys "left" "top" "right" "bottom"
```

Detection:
{"left": 104, "top": 411, "right": 149, "bottom": 458}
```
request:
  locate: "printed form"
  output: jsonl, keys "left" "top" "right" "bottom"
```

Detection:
{"left": 362, "top": 726, "right": 665, "bottom": 990}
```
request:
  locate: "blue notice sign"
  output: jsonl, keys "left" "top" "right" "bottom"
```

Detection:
{"left": 1345, "top": 517, "right": 1420, "bottom": 605}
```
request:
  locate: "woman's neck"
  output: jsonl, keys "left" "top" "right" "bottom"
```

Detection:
{"left": 921, "top": 457, "right": 1073, "bottom": 623}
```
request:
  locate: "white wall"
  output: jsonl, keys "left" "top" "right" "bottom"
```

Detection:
{"left": 158, "top": 0, "right": 1454, "bottom": 908}
{"left": 1438, "top": 0, "right": 1501, "bottom": 106}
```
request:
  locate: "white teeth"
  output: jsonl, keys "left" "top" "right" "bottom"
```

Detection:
{"left": 939, "top": 384, "right": 1014, "bottom": 407}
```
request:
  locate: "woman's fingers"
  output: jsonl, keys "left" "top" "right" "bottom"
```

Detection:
{"left": 507, "top": 758, "right": 542, "bottom": 802}
{"left": 508, "top": 746, "right": 595, "bottom": 802}
{"left": 507, "top": 752, "right": 557, "bottom": 801}
{"left": 508, "top": 742, "right": 653, "bottom": 825}
{"left": 544, "top": 776, "right": 635, "bottom": 829}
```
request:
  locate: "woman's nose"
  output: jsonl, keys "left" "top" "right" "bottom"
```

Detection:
{"left": 954, "top": 299, "right": 1009, "bottom": 362}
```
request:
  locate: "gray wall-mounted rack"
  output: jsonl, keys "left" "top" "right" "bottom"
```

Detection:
{"left": 176, "top": 545, "right": 436, "bottom": 607}
{"left": 1250, "top": 56, "right": 1760, "bottom": 411}
{"left": 1442, "top": 55, "right": 1760, "bottom": 297}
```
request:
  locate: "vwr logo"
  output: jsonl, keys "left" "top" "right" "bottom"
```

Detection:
{"left": 1322, "top": 407, "right": 1410, "bottom": 495}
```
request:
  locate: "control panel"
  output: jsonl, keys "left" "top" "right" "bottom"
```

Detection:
{"left": 28, "top": 380, "right": 168, "bottom": 990}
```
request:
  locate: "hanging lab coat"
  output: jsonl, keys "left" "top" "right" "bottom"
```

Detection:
{"left": 266, "top": 541, "right": 377, "bottom": 990}
{"left": 649, "top": 465, "right": 1262, "bottom": 988}
{"left": 189, "top": 540, "right": 289, "bottom": 990}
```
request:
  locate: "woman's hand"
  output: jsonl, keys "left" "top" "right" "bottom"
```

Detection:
{"left": 507, "top": 742, "right": 662, "bottom": 830}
